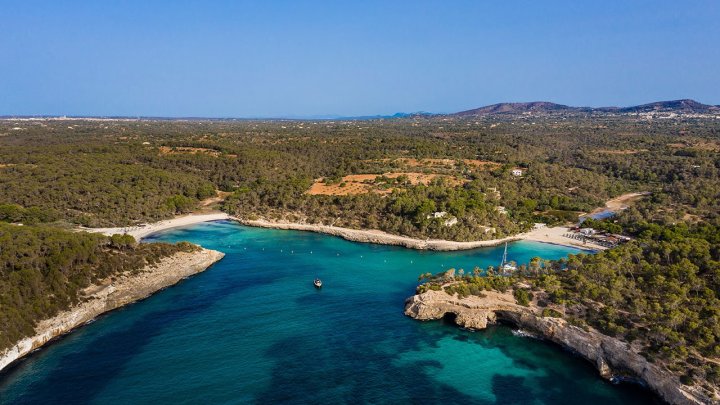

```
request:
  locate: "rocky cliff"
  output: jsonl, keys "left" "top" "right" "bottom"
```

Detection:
{"left": 0, "top": 248, "right": 225, "bottom": 372}
{"left": 404, "top": 289, "right": 715, "bottom": 405}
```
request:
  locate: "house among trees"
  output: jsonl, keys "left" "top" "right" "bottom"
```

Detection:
{"left": 427, "top": 211, "right": 448, "bottom": 219}
{"left": 444, "top": 217, "right": 458, "bottom": 227}
{"left": 511, "top": 168, "right": 525, "bottom": 176}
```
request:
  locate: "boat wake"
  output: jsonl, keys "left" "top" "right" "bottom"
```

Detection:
{"left": 512, "top": 329, "right": 539, "bottom": 339}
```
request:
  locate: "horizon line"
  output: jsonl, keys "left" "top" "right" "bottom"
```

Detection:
{"left": 1, "top": 98, "right": 718, "bottom": 121}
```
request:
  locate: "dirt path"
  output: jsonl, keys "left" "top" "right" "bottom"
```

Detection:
{"left": 199, "top": 190, "right": 232, "bottom": 208}
{"left": 587, "top": 192, "right": 650, "bottom": 216}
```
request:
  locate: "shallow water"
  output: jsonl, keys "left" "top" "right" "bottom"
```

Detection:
{"left": 0, "top": 221, "right": 659, "bottom": 404}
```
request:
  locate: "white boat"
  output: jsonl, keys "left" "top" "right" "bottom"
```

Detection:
{"left": 313, "top": 278, "right": 322, "bottom": 288}
{"left": 500, "top": 242, "right": 517, "bottom": 274}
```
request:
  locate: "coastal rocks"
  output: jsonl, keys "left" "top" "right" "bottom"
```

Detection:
{"left": 404, "top": 290, "right": 715, "bottom": 405}
{"left": 238, "top": 218, "right": 522, "bottom": 251}
{"left": 0, "top": 248, "right": 225, "bottom": 372}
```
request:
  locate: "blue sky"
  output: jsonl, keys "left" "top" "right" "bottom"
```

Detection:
{"left": 1, "top": 1, "right": 718, "bottom": 117}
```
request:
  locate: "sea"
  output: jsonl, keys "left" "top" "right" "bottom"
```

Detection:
{"left": 0, "top": 220, "right": 660, "bottom": 404}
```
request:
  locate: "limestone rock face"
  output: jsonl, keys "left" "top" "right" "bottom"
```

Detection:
{"left": 404, "top": 290, "right": 715, "bottom": 405}
{"left": 0, "top": 248, "right": 225, "bottom": 372}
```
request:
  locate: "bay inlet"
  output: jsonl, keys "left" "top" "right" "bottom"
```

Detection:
{"left": 0, "top": 220, "right": 659, "bottom": 404}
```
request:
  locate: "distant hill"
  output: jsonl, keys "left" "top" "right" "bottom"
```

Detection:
{"left": 455, "top": 101, "right": 586, "bottom": 116}
{"left": 453, "top": 99, "right": 719, "bottom": 116}
{"left": 612, "top": 99, "right": 720, "bottom": 114}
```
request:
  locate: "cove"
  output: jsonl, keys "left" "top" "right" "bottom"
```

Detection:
{"left": 0, "top": 220, "right": 659, "bottom": 404}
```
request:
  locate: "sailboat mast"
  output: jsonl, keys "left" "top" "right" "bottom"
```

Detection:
{"left": 501, "top": 242, "right": 508, "bottom": 267}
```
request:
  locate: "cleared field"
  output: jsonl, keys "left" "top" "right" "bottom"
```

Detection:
{"left": 597, "top": 149, "right": 649, "bottom": 155}
{"left": 199, "top": 190, "right": 233, "bottom": 208}
{"left": 379, "top": 158, "right": 502, "bottom": 170}
{"left": 667, "top": 140, "right": 720, "bottom": 151}
{"left": 307, "top": 172, "right": 465, "bottom": 196}
{"left": 691, "top": 141, "right": 720, "bottom": 151}
{"left": 159, "top": 146, "right": 232, "bottom": 157}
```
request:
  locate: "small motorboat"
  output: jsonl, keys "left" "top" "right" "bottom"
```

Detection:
{"left": 313, "top": 278, "right": 323, "bottom": 289}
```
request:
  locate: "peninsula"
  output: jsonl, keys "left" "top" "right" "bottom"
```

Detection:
{"left": 404, "top": 218, "right": 720, "bottom": 405}
{"left": 0, "top": 247, "right": 224, "bottom": 372}
{"left": 405, "top": 288, "right": 714, "bottom": 405}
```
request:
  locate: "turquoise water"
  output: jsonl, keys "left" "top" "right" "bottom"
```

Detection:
{"left": 0, "top": 221, "right": 658, "bottom": 404}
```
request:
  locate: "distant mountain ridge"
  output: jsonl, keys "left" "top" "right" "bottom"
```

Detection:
{"left": 455, "top": 102, "right": 582, "bottom": 116}
{"left": 613, "top": 99, "right": 719, "bottom": 114}
{"left": 3, "top": 100, "right": 718, "bottom": 121}
{"left": 454, "top": 99, "right": 720, "bottom": 116}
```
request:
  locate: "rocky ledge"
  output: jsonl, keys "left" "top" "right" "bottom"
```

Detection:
{"left": 238, "top": 218, "right": 522, "bottom": 251}
{"left": 0, "top": 248, "right": 225, "bottom": 372}
{"left": 404, "top": 289, "right": 715, "bottom": 405}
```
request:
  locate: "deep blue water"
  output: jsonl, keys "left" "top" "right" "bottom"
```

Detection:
{"left": 0, "top": 221, "right": 659, "bottom": 404}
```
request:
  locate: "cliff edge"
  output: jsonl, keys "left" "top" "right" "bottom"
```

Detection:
{"left": 404, "top": 289, "right": 715, "bottom": 405}
{"left": 0, "top": 248, "right": 225, "bottom": 372}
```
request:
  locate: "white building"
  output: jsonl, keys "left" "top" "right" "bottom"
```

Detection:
{"left": 444, "top": 217, "right": 458, "bottom": 227}
{"left": 427, "top": 211, "right": 447, "bottom": 219}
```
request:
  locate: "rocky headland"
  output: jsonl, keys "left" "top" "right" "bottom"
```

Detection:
{"left": 404, "top": 289, "right": 715, "bottom": 405}
{"left": 0, "top": 248, "right": 225, "bottom": 372}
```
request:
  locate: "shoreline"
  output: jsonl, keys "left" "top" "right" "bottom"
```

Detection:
{"left": 522, "top": 225, "right": 605, "bottom": 251}
{"left": 236, "top": 218, "right": 603, "bottom": 252}
{"left": 0, "top": 248, "right": 225, "bottom": 373}
{"left": 238, "top": 218, "right": 522, "bottom": 250}
{"left": 80, "top": 212, "right": 603, "bottom": 252}
{"left": 81, "top": 212, "right": 230, "bottom": 240}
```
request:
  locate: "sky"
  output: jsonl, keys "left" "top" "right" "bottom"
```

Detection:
{"left": 1, "top": 1, "right": 719, "bottom": 117}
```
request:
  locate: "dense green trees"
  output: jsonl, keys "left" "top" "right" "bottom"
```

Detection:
{"left": 0, "top": 223, "right": 197, "bottom": 350}
{"left": 542, "top": 223, "right": 720, "bottom": 387}
{"left": 0, "top": 204, "right": 58, "bottom": 224}
{"left": 555, "top": 221, "right": 720, "bottom": 357}
{"left": 0, "top": 151, "right": 216, "bottom": 226}
{"left": 0, "top": 114, "right": 718, "bottom": 391}
{"left": 2, "top": 116, "right": 717, "bottom": 237}
{"left": 225, "top": 177, "right": 527, "bottom": 240}
{"left": 420, "top": 219, "right": 720, "bottom": 391}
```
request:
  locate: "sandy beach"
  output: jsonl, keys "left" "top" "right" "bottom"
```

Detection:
{"left": 522, "top": 225, "right": 605, "bottom": 251}
{"left": 81, "top": 212, "right": 230, "bottom": 240}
